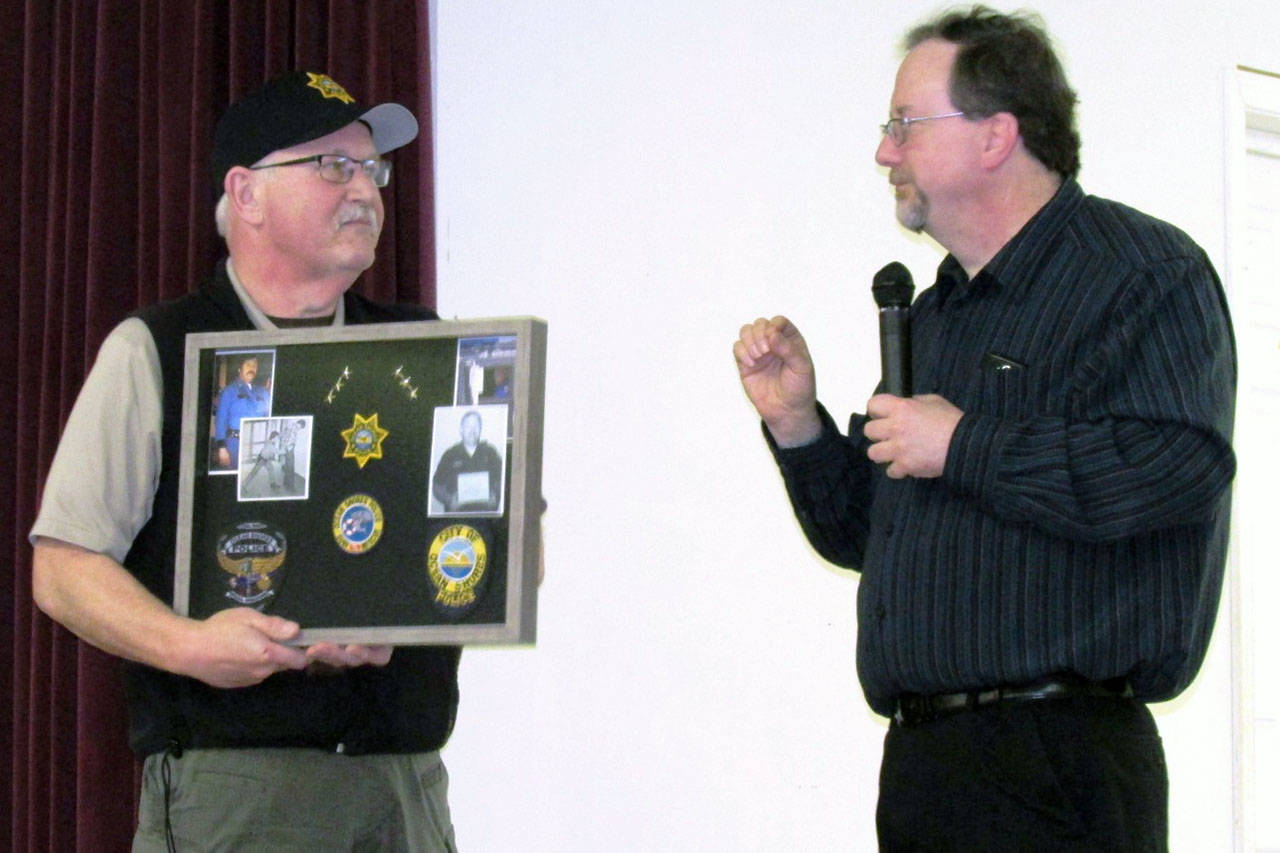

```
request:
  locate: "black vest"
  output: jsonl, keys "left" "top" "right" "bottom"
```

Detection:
{"left": 122, "top": 263, "right": 460, "bottom": 756}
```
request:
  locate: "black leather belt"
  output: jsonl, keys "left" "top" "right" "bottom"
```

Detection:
{"left": 893, "top": 675, "right": 1133, "bottom": 726}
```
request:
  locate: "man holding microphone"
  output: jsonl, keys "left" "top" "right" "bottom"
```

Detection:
{"left": 735, "top": 7, "right": 1235, "bottom": 848}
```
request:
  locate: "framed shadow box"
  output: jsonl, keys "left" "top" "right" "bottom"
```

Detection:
{"left": 173, "top": 317, "right": 546, "bottom": 645}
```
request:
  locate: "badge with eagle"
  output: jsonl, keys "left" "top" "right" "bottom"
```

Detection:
{"left": 216, "top": 522, "right": 289, "bottom": 606}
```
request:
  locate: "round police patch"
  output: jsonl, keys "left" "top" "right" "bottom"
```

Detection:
{"left": 332, "top": 494, "right": 384, "bottom": 554}
{"left": 427, "top": 524, "right": 488, "bottom": 609}
{"left": 216, "top": 522, "right": 288, "bottom": 606}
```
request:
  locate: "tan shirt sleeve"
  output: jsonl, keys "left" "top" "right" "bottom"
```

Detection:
{"left": 29, "top": 318, "right": 163, "bottom": 563}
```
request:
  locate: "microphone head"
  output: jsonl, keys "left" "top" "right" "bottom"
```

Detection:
{"left": 872, "top": 261, "right": 915, "bottom": 308}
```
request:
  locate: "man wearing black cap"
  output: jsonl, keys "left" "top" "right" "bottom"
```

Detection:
{"left": 30, "top": 72, "right": 460, "bottom": 850}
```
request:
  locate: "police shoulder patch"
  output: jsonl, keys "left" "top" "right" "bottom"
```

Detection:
{"left": 333, "top": 494, "right": 385, "bottom": 554}
{"left": 216, "top": 522, "right": 288, "bottom": 606}
{"left": 426, "top": 524, "right": 488, "bottom": 610}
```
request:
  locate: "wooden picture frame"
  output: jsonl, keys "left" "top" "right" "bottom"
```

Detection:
{"left": 173, "top": 317, "right": 546, "bottom": 645}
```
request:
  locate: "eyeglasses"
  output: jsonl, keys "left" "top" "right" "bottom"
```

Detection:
{"left": 879, "top": 111, "right": 967, "bottom": 146}
{"left": 250, "top": 154, "right": 392, "bottom": 187}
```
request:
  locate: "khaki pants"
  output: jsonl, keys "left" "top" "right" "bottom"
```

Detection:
{"left": 133, "top": 748, "right": 456, "bottom": 852}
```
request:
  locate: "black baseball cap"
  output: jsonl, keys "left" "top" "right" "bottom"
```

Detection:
{"left": 210, "top": 71, "right": 417, "bottom": 191}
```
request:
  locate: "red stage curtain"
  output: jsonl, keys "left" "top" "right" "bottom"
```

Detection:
{"left": 2, "top": 2, "right": 434, "bottom": 849}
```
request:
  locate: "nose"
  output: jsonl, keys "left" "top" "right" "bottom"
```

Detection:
{"left": 346, "top": 167, "right": 381, "bottom": 198}
{"left": 342, "top": 170, "right": 384, "bottom": 223}
{"left": 875, "top": 133, "right": 900, "bottom": 167}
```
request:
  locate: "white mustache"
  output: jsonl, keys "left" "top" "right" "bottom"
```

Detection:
{"left": 337, "top": 205, "right": 378, "bottom": 229}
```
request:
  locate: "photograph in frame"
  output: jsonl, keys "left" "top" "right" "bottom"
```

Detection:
{"left": 207, "top": 348, "right": 276, "bottom": 474}
{"left": 428, "top": 404, "right": 509, "bottom": 518}
{"left": 236, "top": 415, "right": 314, "bottom": 502}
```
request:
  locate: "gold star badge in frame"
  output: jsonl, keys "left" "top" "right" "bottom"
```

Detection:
{"left": 340, "top": 412, "right": 389, "bottom": 469}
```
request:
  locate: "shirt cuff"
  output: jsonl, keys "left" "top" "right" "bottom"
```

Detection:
{"left": 763, "top": 403, "right": 847, "bottom": 476}
{"left": 943, "top": 411, "right": 1002, "bottom": 499}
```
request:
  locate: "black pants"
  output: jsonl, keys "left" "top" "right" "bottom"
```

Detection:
{"left": 877, "top": 696, "right": 1168, "bottom": 852}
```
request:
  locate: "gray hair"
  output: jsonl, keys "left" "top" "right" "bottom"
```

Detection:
{"left": 214, "top": 161, "right": 276, "bottom": 238}
{"left": 214, "top": 193, "right": 230, "bottom": 238}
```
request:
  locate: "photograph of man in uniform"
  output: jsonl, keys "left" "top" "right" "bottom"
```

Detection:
{"left": 244, "top": 428, "right": 284, "bottom": 491}
{"left": 210, "top": 350, "right": 273, "bottom": 472}
{"left": 486, "top": 365, "right": 512, "bottom": 401}
{"left": 237, "top": 416, "right": 311, "bottom": 500}
{"left": 279, "top": 418, "right": 307, "bottom": 490}
{"left": 429, "top": 406, "right": 507, "bottom": 516}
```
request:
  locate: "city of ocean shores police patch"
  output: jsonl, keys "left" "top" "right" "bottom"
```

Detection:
{"left": 427, "top": 524, "right": 488, "bottom": 610}
{"left": 333, "top": 494, "right": 385, "bottom": 554}
{"left": 216, "top": 522, "right": 288, "bottom": 606}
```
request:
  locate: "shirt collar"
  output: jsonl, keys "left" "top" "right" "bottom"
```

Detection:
{"left": 933, "top": 179, "right": 1085, "bottom": 307}
{"left": 224, "top": 258, "right": 347, "bottom": 330}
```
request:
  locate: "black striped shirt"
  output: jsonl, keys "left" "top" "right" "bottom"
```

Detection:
{"left": 772, "top": 180, "right": 1236, "bottom": 717}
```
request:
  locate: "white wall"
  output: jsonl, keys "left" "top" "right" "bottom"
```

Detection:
{"left": 428, "top": 2, "right": 1273, "bottom": 849}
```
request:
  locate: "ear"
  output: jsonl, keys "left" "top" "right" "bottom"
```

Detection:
{"left": 224, "top": 166, "right": 265, "bottom": 226}
{"left": 979, "top": 111, "right": 1020, "bottom": 170}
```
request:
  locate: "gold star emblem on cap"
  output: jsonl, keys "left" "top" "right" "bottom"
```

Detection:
{"left": 306, "top": 72, "right": 355, "bottom": 104}
{"left": 341, "top": 412, "right": 389, "bottom": 468}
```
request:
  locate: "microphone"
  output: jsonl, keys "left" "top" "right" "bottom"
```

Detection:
{"left": 872, "top": 261, "right": 914, "bottom": 397}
